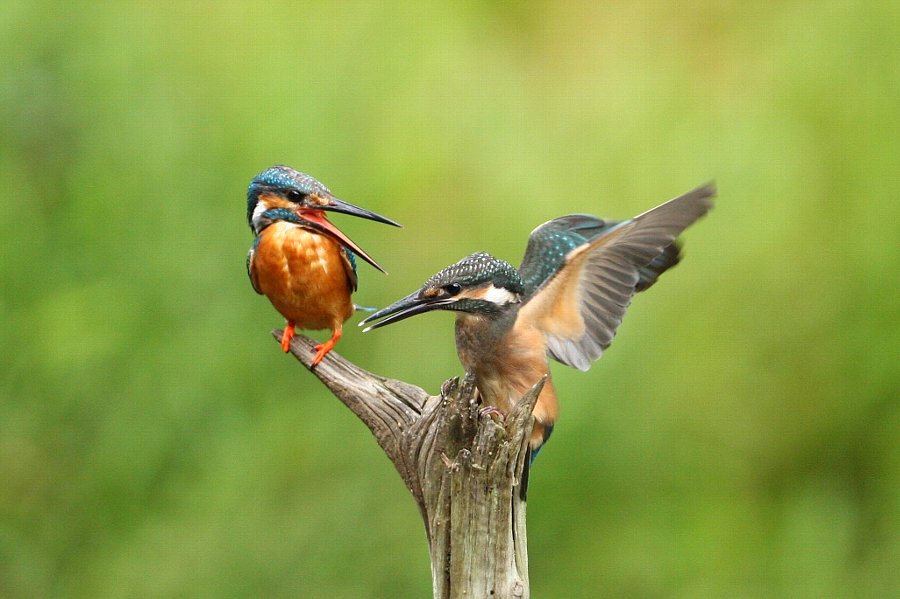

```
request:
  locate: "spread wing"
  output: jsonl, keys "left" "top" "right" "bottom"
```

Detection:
{"left": 247, "top": 236, "right": 263, "bottom": 295}
{"left": 519, "top": 217, "right": 683, "bottom": 299}
{"left": 517, "top": 183, "right": 715, "bottom": 371}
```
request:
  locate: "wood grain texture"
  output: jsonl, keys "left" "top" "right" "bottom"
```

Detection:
{"left": 274, "top": 330, "right": 540, "bottom": 598}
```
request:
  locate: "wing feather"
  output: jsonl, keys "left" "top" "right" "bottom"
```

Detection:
{"left": 519, "top": 183, "right": 714, "bottom": 371}
{"left": 341, "top": 247, "right": 359, "bottom": 292}
{"left": 247, "top": 237, "right": 263, "bottom": 295}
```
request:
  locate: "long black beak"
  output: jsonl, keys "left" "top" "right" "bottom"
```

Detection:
{"left": 359, "top": 290, "right": 456, "bottom": 332}
{"left": 321, "top": 194, "right": 402, "bottom": 228}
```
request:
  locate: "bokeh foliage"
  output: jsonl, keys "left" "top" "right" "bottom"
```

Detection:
{"left": 1, "top": 1, "right": 898, "bottom": 597}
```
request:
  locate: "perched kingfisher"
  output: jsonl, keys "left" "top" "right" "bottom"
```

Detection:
{"left": 246, "top": 165, "right": 400, "bottom": 365}
{"left": 361, "top": 183, "right": 714, "bottom": 453}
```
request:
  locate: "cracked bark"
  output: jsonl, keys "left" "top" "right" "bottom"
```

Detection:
{"left": 275, "top": 331, "right": 539, "bottom": 599}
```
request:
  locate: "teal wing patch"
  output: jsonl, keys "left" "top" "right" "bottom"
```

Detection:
{"left": 341, "top": 247, "right": 359, "bottom": 292}
{"left": 518, "top": 215, "right": 615, "bottom": 299}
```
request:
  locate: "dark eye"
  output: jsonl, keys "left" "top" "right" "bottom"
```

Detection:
{"left": 444, "top": 282, "right": 462, "bottom": 296}
{"left": 286, "top": 189, "right": 305, "bottom": 202}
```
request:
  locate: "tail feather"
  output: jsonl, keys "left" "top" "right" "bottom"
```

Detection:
{"left": 520, "top": 424, "right": 554, "bottom": 500}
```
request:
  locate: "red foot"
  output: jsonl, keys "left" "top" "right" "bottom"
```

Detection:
{"left": 280, "top": 323, "right": 296, "bottom": 352}
{"left": 311, "top": 327, "right": 343, "bottom": 366}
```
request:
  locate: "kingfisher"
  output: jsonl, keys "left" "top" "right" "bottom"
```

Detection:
{"left": 246, "top": 165, "right": 400, "bottom": 365}
{"left": 361, "top": 183, "right": 714, "bottom": 453}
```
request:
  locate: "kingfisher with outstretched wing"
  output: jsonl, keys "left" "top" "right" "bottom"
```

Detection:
{"left": 361, "top": 183, "right": 714, "bottom": 453}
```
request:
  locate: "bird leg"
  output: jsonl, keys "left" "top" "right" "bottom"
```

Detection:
{"left": 280, "top": 322, "right": 296, "bottom": 352}
{"left": 473, "top": 386, "right": 505, "bottom": 421}
{"left": 312, "top": 326, "right": 343, "bottom": 366}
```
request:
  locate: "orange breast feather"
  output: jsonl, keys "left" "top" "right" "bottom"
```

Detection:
{"left": 252, "top": 222, "right": 354, "bottom": 331}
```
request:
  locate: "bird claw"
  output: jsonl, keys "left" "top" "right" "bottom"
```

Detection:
{"left": 310, "top": 328, "right": 343, "bottom": 366}
{"left": 280, "top": 324, "right": 296, "bottom": 352}
{"left": 279, "top": 323, "right": 338, "bottom": 366}
{"left": 479, "top": 405, "right": 506, "bottom": 422}
{"left": 310, "top": 342, "right": 331, "bottom": 366}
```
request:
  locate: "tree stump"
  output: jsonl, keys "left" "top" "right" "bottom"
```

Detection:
{"left": 275, "top": 331, "right": 541, "bottom": 599}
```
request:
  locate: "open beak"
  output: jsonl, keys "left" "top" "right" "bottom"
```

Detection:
{"left": 297, "top": 195, "right": 400, "bottom": 273}
{"left": 359, "top": 290, "right": 457, "bottom": 331}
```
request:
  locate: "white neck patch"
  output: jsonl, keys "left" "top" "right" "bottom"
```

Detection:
{"left": 482, "top": 284, "right": 519, "bottom": 305}
{"left": 251, "top": 201, "right": 269, "bottom": 233}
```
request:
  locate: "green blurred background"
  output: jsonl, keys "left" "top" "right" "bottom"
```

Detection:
{"left": 2, "top": 1, "right": 898, "bottom": 597}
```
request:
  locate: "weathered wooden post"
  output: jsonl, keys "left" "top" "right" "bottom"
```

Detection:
{"left": 276, "top": 332, "right": 541, "bottom": 599}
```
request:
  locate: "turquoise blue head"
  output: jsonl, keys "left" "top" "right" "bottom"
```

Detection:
{"left": 245, "top": 165, "right": 401, "bottom": 272}
{"left": 246, "top": 165, "right": 332, "bottom": 230}
{"left": 246, "top": 164, "right": 401, "bottom": 232}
